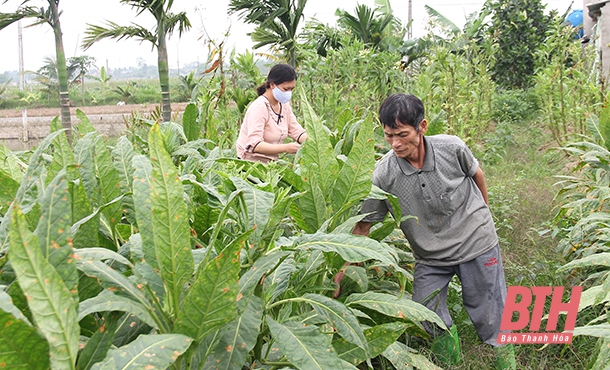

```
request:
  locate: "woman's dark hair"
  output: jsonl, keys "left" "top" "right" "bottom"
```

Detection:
{"left": 256, "top": 64, "right": 298, "bottom": 96}
{"left": 379, "top": 93, "right": 425, "bottom": 131}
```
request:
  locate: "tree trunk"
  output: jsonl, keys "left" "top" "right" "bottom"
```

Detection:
{"left": 157, "top": 21, "right": 171, "bottom": 123}
{"left": 50, "top": 1, "right": 72, "bottom": 142}
{"left": 81, "top": 75, "right": 85, "bottom": 105}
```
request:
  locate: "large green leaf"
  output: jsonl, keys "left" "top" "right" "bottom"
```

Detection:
{"left": 383, "top": 341, "right": 441, "bottom": 370}
{"left": 48, "top": 121, "right": 76, "bottom": 184}
{"left": 0, "top": 290, "right": 30, "bottom": 322}
{"left": 578, "top": 285, "right": 610, "bottom": 312}
{"left": 299, "top": 90, "right": 339, "bottom": 196}
{"left": 131, "top": 155, "right": 157, "bottom": 269}
{"left": 260, "top": 190, "right": 301, "bottom": 248}
{"left": 334, "top": 322, "right": 408, "bottom": 366}
{"left": 0, "top": 131, "right": 61, "bottom": 250}
{"left": 75, "top": 110, "right": 97, "bottom": 136}
{"left": 0, "top": 168, "right": 19, "bottom": 212}
{"left": 66, "top": 165, "right": 99, "bottom": 249}
{"left": 598, "top": 101, "right": 610, "bottom": 150}
{"left": 112, "top": 136, "right": 136, "bottom": 225}
{"left": 9, "top": 203, "right": 79, "bottom": 369}
{"left": 90, "top": 334, "right": 192, "bottom": 370}
{"left": 425, "top": 5, "right": 460, "bottom": 34}
{"left": 593, "top": 337, "right": 610, "bottom": 370}
{"left": 263, "top": 256, "right": 296, "bottom": 301}
{"left": 0, "top": 309, "right": 50, "bottom": 370}
{"left": 75, "top": 247, "right": 132, "bottom": 267}
{"left": 300, "top": 294, "right": 369, "bottom": 356}
{"left": 112, "top": 136, "right": 135, "bottom": 191}
{"left": 73, "top": 132, "right": 99, "bottom": 205}
{"left": 559, "top": 253, "right": 610, "bottom": 271}
{"left": 573, "top": 324, "right": 610, "bottom": 339}
{"left": 331, "top": 119, "right": 375, "bottom": 218}
{"left": 231, "top": 176, "right": 275, "bottom": 245}
{"left": 148, "top": 124, "right": 194, "bottom": 314}
{"left": 76, "top": 313, "right": 120, "bottom": 370}
{"left": 0, "top": 142, "right": 24, "bottom": 183}
{"left": 175, "top": 236, "right": 242, "bottom": 341}
{"left": 75, "top": 257, "right": 150, "bottom": 305}
{"left": 15, "top": 130, "right": 64, "bottom": 214}
{"left": 183, "top": 102, "right": 201, "bottom": 142}
{"left": 342, "top": 265, "right": 369, "bottom": 293}
{"left": 112, "top": 314, "right": 151, "bottom": 348}
{"left": 0, "top": 134, "right": 53, "bottom": 249}
{"left": 133, "top": 259, "right": 166, "bottom": 304}
{"left": 94, "top": 136, "right": 123, "bottom": 235}
{"left": 203, "top": 295, "right": 264, "bottom": 370}
{"left": 238, "top": 250, "right": 291, "bottom": 296}
{"left": 34, "top": 170, "right": 78, "bottom": 302}
{"left": 78, "top": 291, "right": 156, "bottom": 328}
{"left": 35, "top": 170, "right": 71, "bottom": 255}
{"left": 296, "top": 232, "right": 396, "bottom": 265}
{"left": 267, "top": 317, "right": 345, "bottom": 369}
{"left": 345, "top": 292, "right": 446, "bottom": 329}
{"left": 292, "top": 176, "right": 327, "bottom": 233}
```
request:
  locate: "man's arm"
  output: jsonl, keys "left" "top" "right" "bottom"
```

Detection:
{"left": 472, "top": 167, "right": 489, "bottom": 205}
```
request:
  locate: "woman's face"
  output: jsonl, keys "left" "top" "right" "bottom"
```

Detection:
{"left": 271, "top": 80, "right": 296, "bottom": 92}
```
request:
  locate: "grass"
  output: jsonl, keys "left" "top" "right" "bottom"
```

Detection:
{"left": 436, "top": 119, "right": 599, "bottom": 369}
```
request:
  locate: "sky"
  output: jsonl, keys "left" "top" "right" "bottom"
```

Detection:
{"left": 0, "top": 0, "right": 580, "bottom": 74}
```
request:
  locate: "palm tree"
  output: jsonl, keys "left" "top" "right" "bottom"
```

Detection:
{"left": 228, "top": 0, "right": 308, "bottom": 67}
{"left": 68, "top": 55, "right": 96, "bottom": 105}
{"left": 82, "top": 0, "right": 191, "bottom": 122}
{"left": 0, "top": 1, "right": 73, "bottom": 139}
{"left": 335, "top": 4, "right": 397, "bottom": 50}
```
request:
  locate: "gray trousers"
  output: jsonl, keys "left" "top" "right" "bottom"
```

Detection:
{"left": 412, "top": 244, "right": 507, "bottom": 346}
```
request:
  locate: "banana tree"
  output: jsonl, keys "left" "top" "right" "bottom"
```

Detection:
{"left": 82, "top": 0, "right": 191, "bottom": 122}
{"left": 228, "top": 0, "right": 308, "bottom": 67}
{"left": 0, "top": 0, "right": 73, "bottom": 140}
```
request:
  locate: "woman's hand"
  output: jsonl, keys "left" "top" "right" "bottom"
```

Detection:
{"left": 284, "top": 142, "right": 301, "bottom": 154}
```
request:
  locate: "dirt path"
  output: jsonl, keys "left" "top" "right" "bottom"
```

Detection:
{"left": 0, "top": 102, "right": 190, "bottom": 119}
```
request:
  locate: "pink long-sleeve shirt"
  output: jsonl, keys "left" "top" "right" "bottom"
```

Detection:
{"left": 236, "top": 95, "right": 306, "bottom": 163}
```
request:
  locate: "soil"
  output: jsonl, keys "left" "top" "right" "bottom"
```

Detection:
{"left": 0, "top": 102, "right": 191, "bottom": 119}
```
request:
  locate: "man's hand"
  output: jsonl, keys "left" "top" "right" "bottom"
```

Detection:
{"left": 333, "top": 221, "right": 373, "bottom": 298}
{"left": 353, "top": 221, "right": 372, "bottom": 236}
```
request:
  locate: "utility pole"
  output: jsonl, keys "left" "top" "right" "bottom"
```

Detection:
{"left": 18, "top": 21, "right": 28, "bottom": 143}
{"left": 408, "top": 0, "right": 413, "bottom": 39}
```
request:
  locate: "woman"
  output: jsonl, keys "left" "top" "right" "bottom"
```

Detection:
{"left": 236, "top": 63, "right": 308, "bottom": 163}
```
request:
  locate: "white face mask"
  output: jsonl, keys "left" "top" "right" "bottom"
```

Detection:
{"left": 272, "top": 86, "right": 292, "bottom": 104}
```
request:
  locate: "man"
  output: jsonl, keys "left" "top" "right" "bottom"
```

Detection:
{"left": 352, "top": 93, "right": 515, "bottom": 369}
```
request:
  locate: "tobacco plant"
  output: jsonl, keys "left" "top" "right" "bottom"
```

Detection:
{"left": 552, "top": 102, "right": 610, "bottom": 369}
{"left": 0, "top": 100, "right": 443, "bottom": 369}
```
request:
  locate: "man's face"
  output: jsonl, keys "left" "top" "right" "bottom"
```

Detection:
{"left": 383, "top": 119, "right": 427, "bottom": 160}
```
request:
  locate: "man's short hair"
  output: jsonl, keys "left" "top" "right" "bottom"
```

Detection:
{"left": 379, "top": 93, "right": 425, "bottom": 131}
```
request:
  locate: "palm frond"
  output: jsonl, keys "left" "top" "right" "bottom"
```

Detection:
{"left": 164, "top": 11, "right": 191, "bottom": 36}
{"left": 0, "top": 6, "right": 41, "bottom": 29}
{"left": 82, "top": 21, "right": 156, "bottom": 49}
